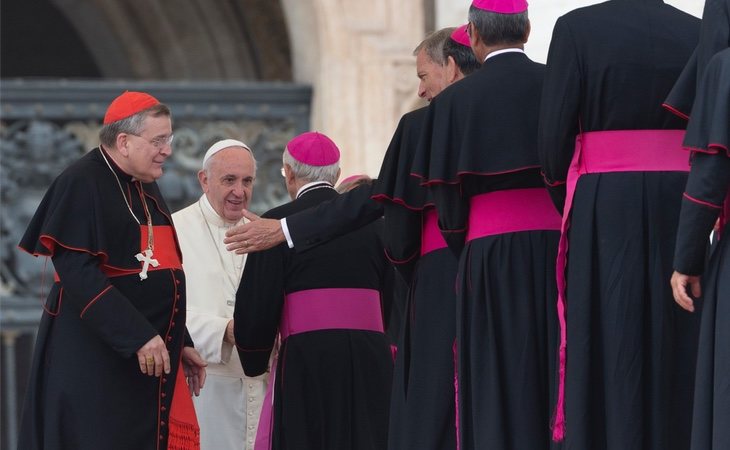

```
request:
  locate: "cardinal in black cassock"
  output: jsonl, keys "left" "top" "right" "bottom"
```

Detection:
{"left": 17, "top": 92, "right": 204, "bottom": 450}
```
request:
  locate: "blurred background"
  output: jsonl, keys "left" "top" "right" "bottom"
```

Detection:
{"left": 0, "top": 1, "right": 703, "bottom": 448}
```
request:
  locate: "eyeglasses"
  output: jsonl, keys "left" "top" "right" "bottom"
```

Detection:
{"left": 129, "top": 133, "right": 174, "bottom": 149}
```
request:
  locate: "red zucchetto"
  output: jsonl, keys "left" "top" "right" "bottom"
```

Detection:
{"left": 103, "top": 91, "right": 160, "bottom": 125}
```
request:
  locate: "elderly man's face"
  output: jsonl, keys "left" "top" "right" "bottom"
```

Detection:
{"left": 416, "top": 48, "right": 447, "bottom": 102}
{"left": 122, "top": 115, "right": 173, "bottom": 183}
{"left": 199, "top": 147, "right": 255, "bottom": 223}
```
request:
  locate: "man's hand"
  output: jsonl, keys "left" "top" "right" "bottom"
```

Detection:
{"left": 225, "top": 319, "right": 235, "bottom": 345}
{"left": 671, "top": 271, "right": 702, "bottom": 312}
{"left": 136, "top": 335, "right": 171, "bottom": 377}
{"left": 182, "top": 347, "right": 207, "bottom": 396}
{"left": 224, "top": 209, "right": 286, "bottom": 254}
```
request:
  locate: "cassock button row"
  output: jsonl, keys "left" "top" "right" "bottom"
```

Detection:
{"left": 176, "top": 294, "right": 180, "bottom": 300}
{"left": 161, "top": 393, "right": 167, "bottom": 398}
{"left": 171, "top": 322, "right": 175, "bottom": 327}
{"left": 160, "top": 434, "right": 164, "bottom": 440}
{"left": 160, "top": 421, "right": 166, "bottom": 426}
{"left": 166, "top": 336, "right": 172, "bottom": 342}
{"left": 174, "top": 308, "right": 179, "bottom": 313}
{"left": 161, "top": 406, "right": 167, "bottom": 411}
{"left": 162, "top": 377, "right": 167, "bottom": 383}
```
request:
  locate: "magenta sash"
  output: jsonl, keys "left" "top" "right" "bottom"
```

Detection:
{"left": 255, "top": 288, "right": 385, "bottom": 450}
{"left": 466, "top": 188, "right": 561, "bottom": 241}
{"left": 422, "top": 208, "right": 448, "bottom": 256}
{"left": 280, "top": 288, "right": 384, "bottom": 339}
{"left": 552, "top": 129, "right": 690, "bottom": 441}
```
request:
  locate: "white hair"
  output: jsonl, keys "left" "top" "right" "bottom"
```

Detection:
{"left": 282, "top": 149, "right": 339, "bottom": 185}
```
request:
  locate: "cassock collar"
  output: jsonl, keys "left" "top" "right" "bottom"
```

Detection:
{"left": 484, "top": 47, "right": 525, "bottom": 63}
{"left": 99, "top": 146, "right": 134, "bottom": 183}
{"left": 296, "top": 181, "right": 334, "bottom": 199}
{"left": 199, "top": 194, "right": 246, "bottom": 228}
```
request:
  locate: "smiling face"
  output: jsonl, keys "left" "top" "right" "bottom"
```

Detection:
{"left": 118, "top": 114, "right": 173, "bottom": 183}
{"left": 416, "top": 48, "right": 447, "bottom": 102}
{"left": 199, "top": 146, "right": 256, "bottom": 223}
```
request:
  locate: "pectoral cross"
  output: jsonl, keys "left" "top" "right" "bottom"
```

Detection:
{"left": 135, "top": 248, "right": 159, "bottom": 280}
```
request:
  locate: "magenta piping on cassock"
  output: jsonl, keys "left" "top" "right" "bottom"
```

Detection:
{"left": 421, "top": 208, "right": 449, "bottom": 256}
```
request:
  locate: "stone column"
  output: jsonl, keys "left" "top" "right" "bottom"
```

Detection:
{"left": 282, "top": 0, "right": 425, "bottom": 178}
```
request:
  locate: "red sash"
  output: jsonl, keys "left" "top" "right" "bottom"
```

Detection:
{"left": 167, "top": 361, "right": 201, "bottom": 450}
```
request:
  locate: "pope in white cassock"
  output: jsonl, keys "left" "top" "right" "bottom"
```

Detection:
{"left": 173, "top": 139, "right": 269, "bottom": 450}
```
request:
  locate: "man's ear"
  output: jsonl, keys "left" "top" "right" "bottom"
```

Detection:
{"left": 116, "top": 133, "right": 130, "bottom": 156}
{"left": 446, "top": 56, "right": 459, "bottom": 84}
{"left": 197, "top": 169, "right": 209, "bottom": 193}
{"left": 523, "top": 20, "right": 531, "bottom": 43}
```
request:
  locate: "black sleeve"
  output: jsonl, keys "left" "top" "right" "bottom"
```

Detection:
{"left": 673, "top": 151, "right": 730, "bottom": 275}
{"left": 430, "top": 184, "right": 468, "bottom": 257}
{"left": 538, "top": 16, "right": 581, "bottom": 212}
{"left": 286, "top": 183, "right": 385, "bottom": 253}
{"left": 234, "top": 245, "right": 286, "bottom": 376}
{"left": 52, "top": 248, "right": 158, "bottom": 358}
{"left": 382, "top": 203, "right": 421, "bottom": 283}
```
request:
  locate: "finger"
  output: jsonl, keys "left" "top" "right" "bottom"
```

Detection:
{"left": 191, "top": 376, "right": 201, "bottom": 396}
{"left": 138, "top": 355, "right": 148, "bottom": 374}
{"left": 691, "top": 280, "right": 702, "bottom": 299}
{"left": 153, "top": 354, "right": 163, "bottom": 377}
{"left": 162, "top": 351, "right": 171, "bottom": 375}
{"left": 674, "top": 283, "right": 695, "bottom": 312}
{"left": 198, "top": 368, "right": 207, "bottom": 390}
{"left": 145, "top": 356, "right": 156, "bottom": 375}
{"left": 241, "top": 209, "right": 261, "bottom": 222}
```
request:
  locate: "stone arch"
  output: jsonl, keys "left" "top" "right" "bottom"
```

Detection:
{"left": 48, "top": 0, "right": 292, "bottom": 80}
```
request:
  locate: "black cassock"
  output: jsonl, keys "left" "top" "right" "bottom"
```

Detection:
{"left": 413, "top": 51, "right": 560, "bottom": 450}
{"left": 673, "top": 48, "right": 730, "bottom": 450}
{"left": 17, "top": 148, "right": 193, "bottom": 450}
{"left": 372, "top": 106, "right": 459, "bottom": 450}
{"left": 539, "top": 2, "right": 700, "bottom": 449}
{"left": 234, "top": 184, "right": 393, "bottom": 450}
{"left": 664, "top": 0, "right": 730, "bottom": 119}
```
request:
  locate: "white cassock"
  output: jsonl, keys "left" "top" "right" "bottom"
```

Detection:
{"left": 173, "top": 195, "right": 268, "bottom": 450}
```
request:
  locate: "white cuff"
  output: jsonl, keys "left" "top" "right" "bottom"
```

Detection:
{"left": 281, "top": 218, "right": 294, "bottom": 248}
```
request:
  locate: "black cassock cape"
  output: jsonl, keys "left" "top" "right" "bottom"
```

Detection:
{"left": 538, "top": 2, "right": 700, "bottom": 449}
{"left": 663, "top": 0, "right": 730, "bottom": 119}
{"left": 413, "top": 51, "right": 560, "bottom": 450}
{"left": 372, "top": 106, "right": 460, "bottom": 450}
{"left": 17, "top": 148, "right": 194, "bottom": 450}
{"left": 673, "top": 48, "right": 730, "bottom": 450}
{"left": 234, "top": 185, "right": 393, "bottom": 450}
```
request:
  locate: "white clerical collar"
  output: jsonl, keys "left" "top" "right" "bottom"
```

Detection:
{"left": 296, "top": 181, "right": 334, "bottom": 199}
{"left": 484, "top": 47, "right": 525, "bottom": 63}
{"left": 200, "top": 194, "right": 245, "bottom": 228}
